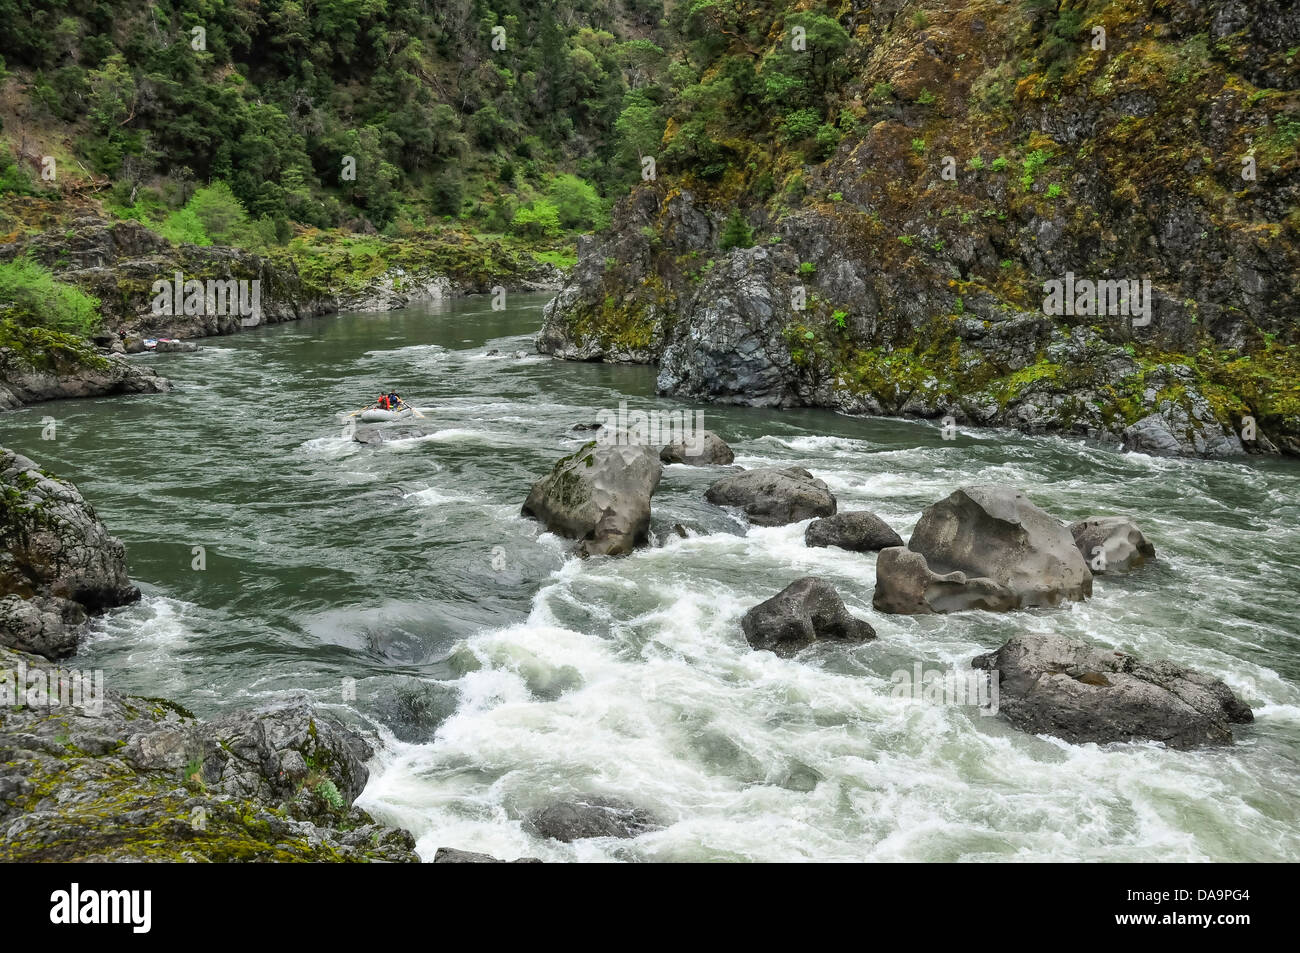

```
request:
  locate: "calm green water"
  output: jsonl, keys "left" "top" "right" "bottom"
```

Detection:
{"left": 3, "top": 292, "right": 1299, "bottom": 862}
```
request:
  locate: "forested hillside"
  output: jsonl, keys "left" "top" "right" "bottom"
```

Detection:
{"left": 0, "top": 0, "right": 669, "bottom": 234}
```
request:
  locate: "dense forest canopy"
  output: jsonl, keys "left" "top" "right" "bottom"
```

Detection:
{"left": 0, "top": 0, "right": 677, "bottom": 233}
{"left": 0, "top": 0, "right": 1295, "bottom": 254}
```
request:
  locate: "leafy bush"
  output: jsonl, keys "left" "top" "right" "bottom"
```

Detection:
{"left": 1021, "top": 149, "right": 1050, "bottom": 189}
{"left": 0, "top": 259, "right": 102, "bottom": 337}
{"left": 511, "top": 200, "right": 562, "bottom": 237}
{"left": 547, "top": 174, "right": 606, "bottom": 231}
{"left": 158, "top": 207, "right": 211, "bottom": 247}
{"left": 186, "top": 182, "right": 251, "bottom": 245}
{"left": 780, "top": 108, "right": 822, "bottom": 144}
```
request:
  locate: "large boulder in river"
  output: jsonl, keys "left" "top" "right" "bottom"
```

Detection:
{"left": 1069, "top": 517, "right": 1155, "bottom": 573}
{"left": 972, "top": 633, "right": 1253, "bottom": 748}
{"left": 1, "top": 447, "right": 139, "bottom": 658}
{"left": 873, "top": 547, "right": 1019, "bottom": 614}
{"left": 873, "top": 485, "right": 1091, "bottom": 614}
{"left": 526, "top": 796, "right": 658, "bottom": 842}
{"left": 660, "top": 430, "right": 734, "bottom": 465}
{"left": 805, "top": 511, "right": 903, "bottom": 552}
{"left": 521, "top": 441, "right": 662, "bottom": 556}
{"left": 704, "top": 466, "right": 835, "bottom": 526}
{"left": 741, "top": 577, "right": 875, "bottom": 656}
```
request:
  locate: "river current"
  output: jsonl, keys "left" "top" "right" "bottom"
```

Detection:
{"left": 4, "top": 293, "right": 1298, "bottom": 861}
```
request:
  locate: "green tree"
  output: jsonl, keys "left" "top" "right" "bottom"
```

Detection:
{"left": 511, "top": 200, "right": 562, "bottom": 237}
{"left": 546, "top": 174, "right": 605, "bottom": 231}
{"left": 719, "top": 208, "right": 754, "bottom": 251}
{"left": 186, "top": 182, "right": 250, "bottom": 245}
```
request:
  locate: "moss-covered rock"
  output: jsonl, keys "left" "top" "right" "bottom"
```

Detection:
{"left": 0, "top": 646, "right": 417, "bottom": 862}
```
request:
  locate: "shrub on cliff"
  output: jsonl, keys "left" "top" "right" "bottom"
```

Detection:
{"left": 0, "top": 259, "right": 101, "bottom": 338}
{"left": 719, "top": 209, "right": 755, "bottom": 251}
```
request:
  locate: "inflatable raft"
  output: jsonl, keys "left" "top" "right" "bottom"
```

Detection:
{"left": 358, "top": 407, "right": 414, "bottom": 422}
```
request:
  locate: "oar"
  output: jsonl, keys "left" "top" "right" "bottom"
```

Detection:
{"left": 399, "top": 400, "right": 425, "bottom": 419}
{"left": 345, "top": 404, "right": 376, "bottom": 418}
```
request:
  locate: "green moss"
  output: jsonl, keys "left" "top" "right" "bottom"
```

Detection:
{"left": 0, "top": 320, "right": 110, "bottom": 373}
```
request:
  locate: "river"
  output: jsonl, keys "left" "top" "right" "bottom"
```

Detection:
{"left": 3, "top": 292, "right": 1298, "bottom": 861}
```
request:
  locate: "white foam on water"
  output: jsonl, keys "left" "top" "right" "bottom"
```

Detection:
{"left": 298, "top": 434, "right": 360, "bottom": 457}
{"left": 359, "top": 487, "right": 1300, "bottom": 863}
{"left": 403, "top": 486, "right": 481, "bottom": 506}
{"left": 77, "top": 597, "right": 200, "bottom": 700}
{"left": 361, "top": 343, "right": 447, "bottom": 358}
{"left": 380, "top": 427, "right": 510, "bottom": 446}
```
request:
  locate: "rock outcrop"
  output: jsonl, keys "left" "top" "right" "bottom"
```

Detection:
{"left": 740, "top": 577, "right": 876, "bottom": 656}
{"left": 0, "top": 646, "right": 418, "bottom": 862}
{"left": 1, "top": 447, "right": 140, "bottom": 657}
{"left": 972, "top": 633, "right": 1253, "bottom": 748}
{"left": 704, "top": 466, "right": 836, "bottom": 526}
{"left": 0, "top": 350, "right": 170, "bottom": 410}
{"left": 535, "top": 3, "right": 1300, "bottom": 457}
{"left": 873, "top": 486, "right": 1092, "bottom": 614}
{"left": 805, "top": 511, "right": 903, "bottom": 552}
{"left": 521, "top": 441, "right": 662, "bottom": 556}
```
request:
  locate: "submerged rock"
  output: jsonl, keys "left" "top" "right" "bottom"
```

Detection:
{"left": 805, "top": 511, "right": 903, "bottom": 552}
{"left": 704, "top": 466, "right": 835, "bottom": 526}
{"left": 526, "top": 796, "right": 659, "bottom": 842}
{"left": 972, "top": 633, "right": 1253, "bottom": 748}
{"left": 350, "top": 423, "right": 430, "bottom": 446}
{"left": 1069, "top": 517, "right": 1156, "bottom": 573}
{"left": 873, "top": 485, "right": 1091, "bottom": 614}
{"left": 521, "top": 442, "right": 662, "bottom": 556}
{"left": 660, "top": 429, "right": 735, "bottom": 465}
{"left": 741, "top": 577, "right": 876, "bottom": 656}
{"left": 433, "top": 848, "right": 542, "bottom": 863}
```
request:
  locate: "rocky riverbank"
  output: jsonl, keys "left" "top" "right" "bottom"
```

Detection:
{"left": 0, "top": 445, "right": 418, "bottom": 861}
{"left": 0, "top": 203, "right": 565, "bottom": 410}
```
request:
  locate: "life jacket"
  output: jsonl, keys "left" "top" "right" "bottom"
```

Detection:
{"left": 377, "top": 395, "right": 390, "bottom": 409}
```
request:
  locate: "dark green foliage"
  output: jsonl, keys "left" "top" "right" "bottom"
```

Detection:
{"left": 719, "top": 209, "right": 754, "bottom": 251}
{"left": 0, "top": 0, "right": 669, "bottom": 229}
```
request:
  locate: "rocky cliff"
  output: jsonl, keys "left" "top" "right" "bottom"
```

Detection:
{"left": 539, "top": 0, "right": 1300, "bottom": 457}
